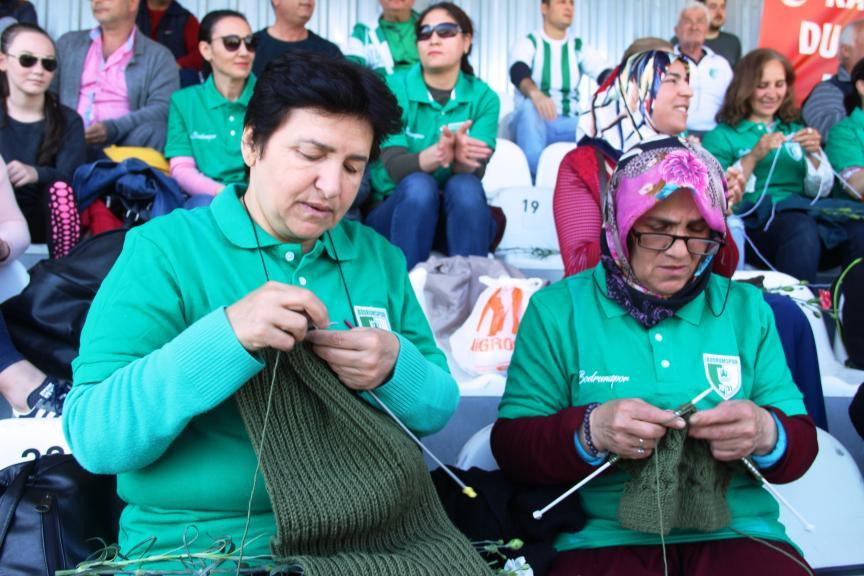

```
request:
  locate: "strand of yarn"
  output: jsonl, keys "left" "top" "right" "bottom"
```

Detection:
{"left": 729, "top": 528, "right": 814, "bottom": 576}
{"left": 654, "top": 448, "right": 668, "bottom": 576}
{"left": 235, "top": 350, "right": 282, "bottom": 575}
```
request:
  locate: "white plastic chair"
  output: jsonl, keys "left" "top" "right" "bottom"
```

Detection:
{"left": 0, "top": 418, "right": 71, "bottom": 469}
{"left": 488, "top": 185, "right": 564, "bottom": 281}
{"left": 0, "top": 260, "right": 29, "bottom": 303}
{"left": 455, "top": 424, "right": 497, "bottom": 471}
{"left": 534, "top": 142, "right": 577, "bottom": 188}
{"left": 482, "top": 139, "right": 532, "bottom": 198}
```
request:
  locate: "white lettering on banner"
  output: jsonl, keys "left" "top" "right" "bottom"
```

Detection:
{"left": 579, "top": 370, "right": 631, "bottom": 385}
{"left": 826, "top": 0, "right": 864, "bottom": 10}
{"left": 799, "top": 21, "right": 841, "bottom": 57}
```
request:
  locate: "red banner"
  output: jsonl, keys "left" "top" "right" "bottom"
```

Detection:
{"left": 758, "top": 0, "right": 863, "bottom": 104}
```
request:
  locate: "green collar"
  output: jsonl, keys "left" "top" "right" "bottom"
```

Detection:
{"left": 849, "top": 107, "right": 864, "bottom": 129}
{"left": 732, "top": 118, "right": 792, "bottom": 135}
{"left": 379, "top": 10, "right": 418, "bottom": 30}
{"left": 405, "top": 63, "right": 474, "bottom": 111}
{"left": 591, "top": 264, "right": 724, "bottom": 326}
{"left": 202, "top": 74, "right": 257, "bottom": 110}
{"left": 211, "top": 184, "right": 356, "bottom": 261}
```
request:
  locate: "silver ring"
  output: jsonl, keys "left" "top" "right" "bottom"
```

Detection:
{"left": 639, "top": 438, "right": 645, "bottom": 447}
{"left": 636, "top": 447, "right": 646, "bottom": 455}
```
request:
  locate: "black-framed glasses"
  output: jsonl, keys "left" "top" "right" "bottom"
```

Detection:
{"left": 631, "top": 230, "right": 723, "bottom": 256}
{"left": 417, "top": 22, "right": 462, "bottom": 42}
{"left": 7, "top": 53, "right": 57, "bottom": 72}
{"left": 213, "top": 34, "right": 257, "bottom": 53}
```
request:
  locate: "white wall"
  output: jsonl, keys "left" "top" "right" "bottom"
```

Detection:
{"left": 32, "top": 0, "right": 764, "bottom": 95}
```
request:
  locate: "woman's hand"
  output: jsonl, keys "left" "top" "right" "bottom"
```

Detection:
{"left": 687, "top": 400, "right": 778, "bottom": 461}
{"left": 418, "top": 128, "right": 455, "bottom": 171}
{"left": 747, "top": 132, "right": 787, "bottom": 164}
{"left": 724, "top": 166, "right": 746, "bottom": 211}
{"left": 225, "top": 281, "right": 330, "bottom": 353}
{"left": 585, "top": 398, "right": 686, "bottom": 460}
{"left": 306, "top": 327, "right": 400, "bottom": 390}
{"left": 6, "top": 160, "right": 37, "bottom": 188}
{"left": 452, "top": 120, "right": 493, "bottom": 171}
{"left": 792, "top": 126, "right": 822, "bottom": 155}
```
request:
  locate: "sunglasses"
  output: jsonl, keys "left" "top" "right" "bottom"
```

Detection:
{"left": 213, "top": 34, "right": 257, "bottom": 53}
{"left": 417, "top": 22, "right": 462, "bottom": 42}
{"left": 7, "top": 53, "right": 57, "bottom": 72}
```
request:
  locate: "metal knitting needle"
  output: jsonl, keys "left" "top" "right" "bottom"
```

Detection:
{"left": 367, "top": 389, "right": 477, "bottom": 499}
{"left": 532, "top": 385, "right": 715, "bottom": 520}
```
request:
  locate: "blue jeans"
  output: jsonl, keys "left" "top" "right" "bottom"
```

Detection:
{"left": 365, "top": 172, "right": 496, "bottom": 269}
{"left": 512, "top": 98, "right": 579, "bottom": 177}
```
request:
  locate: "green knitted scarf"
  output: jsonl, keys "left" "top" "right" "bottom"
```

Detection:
{"left": 616, "top": 428, "right": 741, "bottom": 535}
{"left": 234, "top": 345, "right": 493, "bottom": 576}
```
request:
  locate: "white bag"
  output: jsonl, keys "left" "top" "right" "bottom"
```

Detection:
{"left": 449, "top": 275, "right": 544, "bottom": 376}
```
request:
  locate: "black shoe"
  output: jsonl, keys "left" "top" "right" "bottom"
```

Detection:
{"left": 13, "top": 377, "right": 71, "bottom": 418}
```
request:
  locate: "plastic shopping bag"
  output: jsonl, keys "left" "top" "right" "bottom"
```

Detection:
{"left": 449, "top": 275, "right": 544, "bottom": 376}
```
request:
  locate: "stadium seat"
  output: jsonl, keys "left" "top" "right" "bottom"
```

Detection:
{"left": 0, "top": 260, "right": 29, "bottom": 303}
{"left": 0, "top": 418, "right": 71, "bottom": 469}
{"left": 482, "top": 139, "right": 532, "bottom": 198}
{"left": 496, "top": 90, "right": 515, "bottom": 140}
{"left": 535, "top": 141, "right": 577, "bottom": 188}
{"left": 455, "top": 423, "right": 496, "bottom": 471}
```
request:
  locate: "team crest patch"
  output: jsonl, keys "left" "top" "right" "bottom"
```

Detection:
{"left": 703, "top": 354, "right": 742, "bottom": 400}
{"left": 354, "top": 306, "right": 392, "bottom": 331}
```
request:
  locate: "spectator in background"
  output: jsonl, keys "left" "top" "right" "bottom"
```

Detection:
{"left": 252, "top": 0, "right": 341, "bottom": 77}
{"left": 510, "top": 0, "right": 610, "bottom": 177}
{"left": 54, "top": 0, "right": 179, "bottom": 155}
{"left": 0, "top": 23, "right": 84, "bottom": 258}
{"left": 165, "top": 10, "right": 255, "bottom": 205}
{"left": 0, "top": 162, "right": 71, "bottom": 418}
{"left": 802, "top": 19, "right": 864, "bottom": 144}
{"left": 673, "top": 0, "right": 741, "bottom": 68}
{"left": 702, "top": 49, "right": 864, "bottom": 283}
{"left": 826, "top": 57, "right": 864, "bottom": 199}
{"left": 675, "top": 1, "right": 732, "bottom": 136}
{"left": 136, "top": 0, "right": 203, "bottom": 72}
{"left": 0, "top": 0, "right": 36, "bottom": 25}
{"left": 673, "top": 1, "right": 732, "bottom": 136}
{"left": 345, "top": 0, "right": 418, "bottom": 77}
{"left": 367, "top": 2, "right": 499, "bottom": 269}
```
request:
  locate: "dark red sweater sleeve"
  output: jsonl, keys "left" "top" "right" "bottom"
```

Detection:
{"left": 553, "top": 147, "right": 603, "bottom": 278}
{"left": 176, "top": 14, "right": 203, "bottom": 70}
{"left": 491, "top": 407, "right": 601, "bottom": 485}
{"left": 760, "top": 408, "right": 818, "bottom": 484}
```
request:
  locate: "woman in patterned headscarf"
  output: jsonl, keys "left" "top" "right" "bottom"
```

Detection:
{"left": 494, "top": 136, "right": 817, "bottom": 576}
{"left": 553, "top": 45, "right": 742, "bottom": 277}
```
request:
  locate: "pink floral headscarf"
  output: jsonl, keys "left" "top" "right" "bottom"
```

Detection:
{"left": 604, "top": 138, "right": 728, "bottom": 281}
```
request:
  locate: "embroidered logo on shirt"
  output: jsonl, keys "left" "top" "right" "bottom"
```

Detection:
{"left": 579, "top": 370, "right": 631, "bottom": 385}
{"left": 190, "top": 132, "right": 217, "bottom": 141}
{"left": 703, "top": 354, "right": 742, "bottom": 400}
{"left": 354, "top": 306, "right": 392, "bottom": 330}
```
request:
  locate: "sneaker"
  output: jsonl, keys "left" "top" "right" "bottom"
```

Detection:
{"left": 13, "top": 377, "right": 71, "bottom": 418}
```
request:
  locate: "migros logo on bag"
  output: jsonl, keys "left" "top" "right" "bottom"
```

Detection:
{"left": 469, "top": 286, "right": 524, "bottom": 356}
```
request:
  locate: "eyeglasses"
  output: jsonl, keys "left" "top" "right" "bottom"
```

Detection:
{"left": 6, "top": 53, "right": 58, "bottom": 72}
{"left": 417, "top": 22, "right": 462, "bottom": 42}
{"left": 213, "top": 34, "right": 257, "bottom": 53}
{"left": 631, "top": 230, "right": 723, "bottom": 256}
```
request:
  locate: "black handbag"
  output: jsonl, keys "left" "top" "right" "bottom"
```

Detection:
{"left": 0, "top": 454, "right": 117, "bottom": 575}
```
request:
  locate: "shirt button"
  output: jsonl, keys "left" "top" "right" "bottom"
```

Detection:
{"left": 661, "top": 360, "right": 670, "bottom": 368}
{"left": 298, "top": 276, "right": 307, "bottom": 286}
{"left": 284, "top": 252, "right": 295, "bottom": 262}
{"left": 229, "top": 130, "right": 236, "bottom": 136}
{"left": 655, "top": 333, "right": 663, "bottom": 342}
{"left": 229, "top": 115, "right": 235, "bottom": 122}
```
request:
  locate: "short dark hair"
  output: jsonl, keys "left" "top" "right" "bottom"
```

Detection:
{"left": 244, "top": 52, "right": 402, "bottom": 161}
{"left": 716, "top": 48, "right": 799, "bottom": 126}
{"left": 846, "top": 57, "right": 864, "bottom": 114}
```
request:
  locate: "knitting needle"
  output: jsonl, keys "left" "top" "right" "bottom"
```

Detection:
{"left": 532, "top": 386, "right": 715, "bottom": 520}
{"left": 367, "top": 389, "right": 477, "bottom": 499}
{"left": 740, "top": 454, "right": 815, "bottom": 531}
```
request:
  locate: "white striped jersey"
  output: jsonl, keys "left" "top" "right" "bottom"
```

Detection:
{"left": 510, "top": 29, "right": 608, "bottom": 117}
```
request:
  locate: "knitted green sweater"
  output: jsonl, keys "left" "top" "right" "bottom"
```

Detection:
{"left": 235, "top": 345, "right": 493, "bottom": 575}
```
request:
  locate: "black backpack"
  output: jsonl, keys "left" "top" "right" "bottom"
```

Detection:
{"left": 1, "top": 229, "right": 127, "bottom": 380}
{"left": 835, "top": 258, "right": 864, "bottom": 369}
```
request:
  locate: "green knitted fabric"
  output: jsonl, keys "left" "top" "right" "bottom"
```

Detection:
{"left": 234, "top": 345, "right": 493, "bottom": 576}
{"left": 616, "top": 429, "right": 738, "bottom": 535}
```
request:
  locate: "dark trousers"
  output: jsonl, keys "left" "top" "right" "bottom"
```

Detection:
{"left": 0, "top": 312, "right": 23, "bottom": 373}
{"left": 746, "top": 211, "right": 864, "bottom": 283}
{"left": 550, "top": 538, "right": 811, "bottom": 575}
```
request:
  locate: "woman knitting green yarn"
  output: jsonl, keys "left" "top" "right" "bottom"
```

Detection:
{"left": 492, "top": 136, "right": 818, "bottom": 575}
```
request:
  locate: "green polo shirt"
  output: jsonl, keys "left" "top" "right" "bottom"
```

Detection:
{"left": 498, "top": 266, "right": 806, "bottom": 552}
{"left": 370, "top": 64, "right": 500, "bottom": 200}
{"left": 164, "top": 75, "right": 256, "bottom": 186}
{"left": 65, "top": 184, "right": 458, "bottom": 563}
{"left": 826, "top": 107, "right": 864, "bottom": 197}
{"left": 702, "top": 120, "right": 807, "bottom": 206}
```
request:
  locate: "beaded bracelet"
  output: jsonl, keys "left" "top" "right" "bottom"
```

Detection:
{"left": 582, "top": 402, "right": 601, "bottom": 458}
